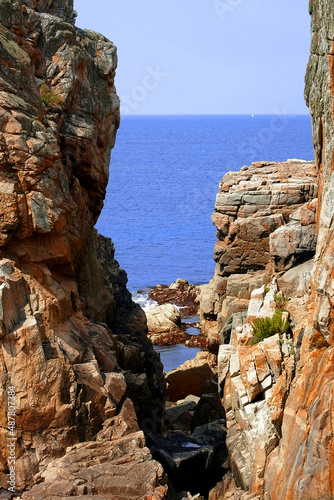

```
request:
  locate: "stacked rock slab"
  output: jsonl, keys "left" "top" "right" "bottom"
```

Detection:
{"left": 264, "top": 1, "right": 334, "bottom": 498}
{"left": 204, "top": 1, "right": 334, "bottom": 497}
{"left": 216, "top": 288, "right": 295, "bottom": 497}
{"left": 201, "top": 159, "right": 317, "bottom": 346}
{"left": 0, "top": 1, "right": 166, "bottom": 497}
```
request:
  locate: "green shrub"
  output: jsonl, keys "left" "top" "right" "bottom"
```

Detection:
{"left": 251, "top": 309, "right": 289, "bottom": 346}
{"left": 39, "top": 83, "right": 63, "bottom": 108}
{"left": 274, "top": 294, "right": 288, "bottom": 309}
{"left": 264, "top": 286, "right": 270, "bottom": 294}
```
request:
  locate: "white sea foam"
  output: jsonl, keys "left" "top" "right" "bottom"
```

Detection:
{"left": 132, "top": 290, "right": 157, "bottom": 311}
{"left": 182, "top": 442, "right": 201, "bottom": 449}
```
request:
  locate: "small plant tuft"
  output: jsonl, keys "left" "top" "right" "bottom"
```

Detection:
{"left": 39, "top": 83, "right": 63, "bottom": 108}
{"left": 264, "top": 286, "right": 270, "bottom": 294}
{"left": 274, "top": 293, "right": 289, "bottom": 309}
{"left": 251, "top": 309, "right": 289, "bottom": 346}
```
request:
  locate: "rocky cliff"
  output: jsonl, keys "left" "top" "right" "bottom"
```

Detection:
{"left": 201, "top": 159, "right": 317, "bottom": 347}
{"left": 204, "top": 1, "right": 334, "bottom": 498}
{"left": 0, "top": 1, "right": 166, "bottom": 497}
{"left": 264, "top": 0, "right": 334, "bottom": 497}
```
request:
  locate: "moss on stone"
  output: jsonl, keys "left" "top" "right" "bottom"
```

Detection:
{"left": 39, "top": 83, "right": 63, "bottom": 108}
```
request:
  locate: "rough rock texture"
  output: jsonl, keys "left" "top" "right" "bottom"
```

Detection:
{"left": 148, "top": 279, "right": 200, "bottom": 317}
{"left": 146, "top": 303, "right": 182, "bottom": 336}
{"left": 212, "top": 160, "right": 317, "bottom": 276}
{"left": 216, "top": 293, "right": 294, "bottom": 497}
{"left": 22, "top": 431, "right": 168, "bottom": 499}
{"left": 202, "top": 1, "right": 334, "bottom": 498}
{"left": 166, "top": 352, "right": 217, "bottom": 401}
{"left": 201, "top": 160, "right": 317, "bottom": 346}
{"left": 0, "top": 0, "right": 165, "bottom": 495}
{"left": 263, "top": 1, "right": 334, "bottom": 498}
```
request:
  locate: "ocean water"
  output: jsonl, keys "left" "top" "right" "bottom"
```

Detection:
{"left": 96, "top": 115, "right": 314, "bottom": 372}
{"left": 96, "top": 115, "right": 315, "bottom": 292}
{"left": 153, "top": 344, "right": 200, "bottom": 374}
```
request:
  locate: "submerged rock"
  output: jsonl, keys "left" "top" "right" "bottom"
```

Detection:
{"left": 149, "top": 279, "right": 200, "bottom": 316}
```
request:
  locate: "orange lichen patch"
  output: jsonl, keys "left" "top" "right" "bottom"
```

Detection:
{"left": 76, "top": 57, "right": 88, "bottom": 78}
{"left": 329, "top": 55, "right": 334, "bottom": 96}
{"left": 308, "top": 329, "right": 329, "bottom": 350}
{"left": 266, "top": 347, "right": 334, "bottom": 499}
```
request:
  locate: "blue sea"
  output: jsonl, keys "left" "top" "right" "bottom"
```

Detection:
{"left": 96, "top": 115, "right": 315, "bottom": 292}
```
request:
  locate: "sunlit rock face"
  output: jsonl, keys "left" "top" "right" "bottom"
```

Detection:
{"left": 205, "top": 2, "right": 334, "bottom": 498}
{"left": 201, "top": 159, "right": 318, "bottom": 348}
{"left": 0, "top": 0, "right": 165, "bottom": 493}
{"left": 264, "top": 1, "right": 334, "bottom": 498}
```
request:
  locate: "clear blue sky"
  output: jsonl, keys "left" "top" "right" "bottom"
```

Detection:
{"left": 74, "top": 0, "right": 311, "bottom": 115}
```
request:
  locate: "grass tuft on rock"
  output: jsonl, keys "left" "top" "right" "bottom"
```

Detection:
{"left": 250, "top": 309, "right": 289, "bottom": 345}
{"left": 39, "top": 83, "right": 63, "bottom": 108}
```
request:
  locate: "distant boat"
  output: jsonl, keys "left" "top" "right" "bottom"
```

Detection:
{"left": 251, "top": 114, "right": 255, "bottom": 117}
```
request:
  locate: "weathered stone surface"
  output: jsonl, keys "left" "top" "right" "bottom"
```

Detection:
{"left": 209, "top": 474, "right": 260, "bottom": 499}
{"left": 22, "top": 431, "right": 168, "bottom": 499}
{"left": 201, "top": 159, "right": 318, "bottom": 446}
{"left": 211, "top": 2, "right": 334, "bottom": 498}
{"left": 247, "top": 280, "right": 279, "bottom": 325}
{"left": 262, "top": 335, "right": 282, "bottom": 382}
{"left": 265, "top": 348, "right": 334, "bottom": 500}
{"left": 199, "top": 279, "right": 216, "bottom": 317}
{"left": 223, "top": 363, "right": 279, "bottom": 495}
{"left": 269, "top": 218, "right": 317, "bottom": 271}
{"left": 0, "top": 0, "right": 166, "bottom": 495}
{"left": 212, "top": 161, "right": 317, "bottom": 278}
{"left": 238, "top": 347, "right": 260, "bottom": 403}
{"left": 146, "top": 303, "right": 181, "bottom": 334}
{"left": 277, "top": 259, "right": 314, "bottom": 326}
{"left": 277, "top": 259, "right": 314, "bottom": 298}
{"left": 229, "top": 351, "right": 241, "bottom": 378}
{"left": 251, "top": 344, "right": 270, "bottom": 383}
{"left": 265, "top": 22, "right": 334, "bottom": 479}
{"left": 200, "top": 271, "right": 267, "bottom": 346}
{"left": 166, "top": 351, "right": 217, "bottom": 401}
{"left": 217, "top": 344, "right": 235, "bottom": 387}
{"left": 267, "top": 356, "right": 295, "bottom": 431}
{"left": 149, "top": 279, "right": 200, "bottom": 316}
{"left": 206, "top": 159, "right": 317, "bottom": 352}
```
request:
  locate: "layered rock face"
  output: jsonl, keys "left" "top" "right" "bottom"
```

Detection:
{"left": 263, "top": 1, "right": 334, "bottom": 497}
{"left": 201, "top": 159, "right": 317, "bottom": 346}
{"left": 0, "top": 0, "right": 165, "bottom": 496}
{"left": 203, "top": 1, "right": 334, "bottom": 497}
{"left": 201, "top": 160, "right": 318, "bottom": 498}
